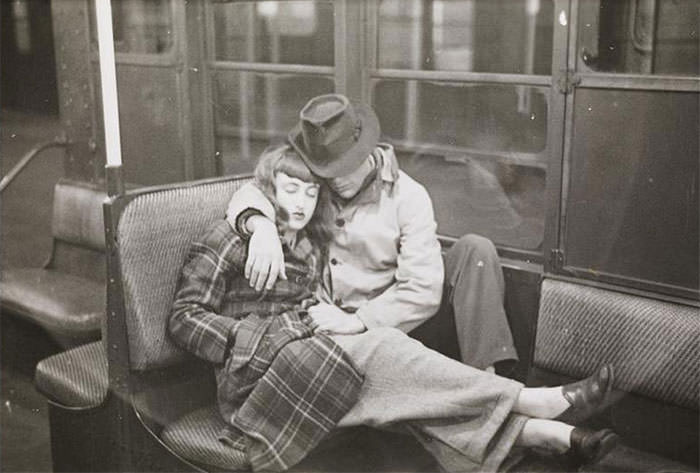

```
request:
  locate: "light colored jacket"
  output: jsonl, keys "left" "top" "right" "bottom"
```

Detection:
{"left": 226, "top": 144, "right": 444, "bottom": 333}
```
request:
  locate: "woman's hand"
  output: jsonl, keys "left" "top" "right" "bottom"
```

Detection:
{"left": 245, "top": 216, "right": 287, "bottom": 291}
{"left": 308, "top": 303, "right": 366, "bottom": 335}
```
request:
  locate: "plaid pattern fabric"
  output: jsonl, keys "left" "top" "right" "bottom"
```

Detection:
{"left": 169, "top": 220, "right": 362, "bottom": 471}
{"left": 218, "top": 311, "right": 363, "bottom": 471}
{"left": 169, "top": 220, "right": 320, "bottom": 364}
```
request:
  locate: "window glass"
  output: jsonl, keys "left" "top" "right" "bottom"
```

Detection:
{"left": 90, "top": 0, "right": 173, "bottom": 54}
{"left": 399, "top": 152, "right": 546, "bottom": 249}
{"left": 373, "top": 80, "right": 549, "bottom": 156}
{"left": 213, "top": 72, "right": 334, "bottom": 173}
{"left": 213, "top": 1, "right": 334, "bottom": 65}
{"left": 373, "top": 80, "right": 548, "bottom": 249}
{"left": 565, "top": 89, "right": 698, "bottom": 290}
{"left": 578, "top": 0, "right": 699, "bottom": 75}
{"left": 377, "top": 0, "right": 554, "bottom": 74}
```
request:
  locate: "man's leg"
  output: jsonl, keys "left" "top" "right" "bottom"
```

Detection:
{"left": 332, "top": 328, "right": 527, "bottom": 472}
{"left": 444, "top": 234, "right": 518, "bottom": 370}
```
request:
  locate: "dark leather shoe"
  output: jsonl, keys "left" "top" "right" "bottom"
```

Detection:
{"left": 558, "top": 364, "right": 614, "bottom": 422}
{"left": 566, "top": 427, "right": 619, "bottom": 466}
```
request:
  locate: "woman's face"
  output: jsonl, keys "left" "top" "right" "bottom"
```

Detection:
{"left": 275, "top": 171, "right": 320, "bottom": 232}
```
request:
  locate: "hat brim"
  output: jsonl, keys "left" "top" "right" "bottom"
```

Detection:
{"left": 288, "top": 102, "right": 380, "bottom": 179}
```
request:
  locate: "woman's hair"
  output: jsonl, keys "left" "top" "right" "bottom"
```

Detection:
{"left": 254, "top": 144, "right": 333, "bottom": 252}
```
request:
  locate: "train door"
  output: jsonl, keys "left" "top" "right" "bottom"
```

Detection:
{"left": 549, "top": 0, "right": 699, "bottom": 300}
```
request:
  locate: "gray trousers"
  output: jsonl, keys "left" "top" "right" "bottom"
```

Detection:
{"left": 444, "top": 234, "right": 518, "bottom": 370}
{"left": 333, "top": 328, "right": 527, "bottom": 472}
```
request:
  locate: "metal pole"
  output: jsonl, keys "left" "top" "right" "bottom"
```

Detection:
{"left": 95, "top": 0, "right": 125, "bottom": 196}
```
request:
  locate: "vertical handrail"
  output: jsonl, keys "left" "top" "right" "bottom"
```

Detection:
{"left": 0, "top": 139, "right": 68, "bottom": 193}
{"left": 95, "top": 0, "right": 125, "bottom": 197}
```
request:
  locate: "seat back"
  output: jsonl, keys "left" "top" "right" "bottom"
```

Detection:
{"left": 106, "top": 176, "right": 252, "bottom": 373}
{"left": 50, "top": 179, "right": 108, "bottom": 282}
{"left": 535, "top": 278, "right": 698, "bottom": 409}
{"left": 533, "top": 278, "right": 699, "bottom": 464}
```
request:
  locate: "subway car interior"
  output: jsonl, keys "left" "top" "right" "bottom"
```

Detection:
{"left": 1, "top": 0, "right": 698, "bottom": 472}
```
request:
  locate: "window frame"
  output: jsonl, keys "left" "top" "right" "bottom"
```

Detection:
{"left": 202, "top": 0, "right": 337, "bottom": 175}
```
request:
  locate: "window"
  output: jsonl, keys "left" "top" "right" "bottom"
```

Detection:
{"left": 90, "top": 0, "right": 174, "bottom": 54}
{"left": 578, "top": 0, "right": 699, "bottom": 75}
{"left": 209, "top": 1, "right": 335, "bottom": 175}
{"left": 369, "top": 0, "right": 555, "bottom": 251}
{"left": 377, "top": 0, "right": 553, "bottom": 74}
{"left": 564, "top": 89, "right": 698, "bottom": 292}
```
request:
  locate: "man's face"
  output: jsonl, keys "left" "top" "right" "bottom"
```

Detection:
{"left": 327, "top": 156, "right": 374, "bottom": 200}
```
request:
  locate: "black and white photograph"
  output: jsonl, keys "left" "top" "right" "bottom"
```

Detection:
{"left": 1, "top": 1, "right": 698, "bottom": 472}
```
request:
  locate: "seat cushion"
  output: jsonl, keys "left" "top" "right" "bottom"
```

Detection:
{"left": 0, "top": 268, "right": 103, "bottom": 340}
{"left": 161, "top": 405, "right": 249, "bottom": 471}
{"left": 34, "top": 341, "right": 108, "bottom": 408}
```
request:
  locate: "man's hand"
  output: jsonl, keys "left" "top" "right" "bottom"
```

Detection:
{"left": 308, "top": 303, "right": 366, "bottom": 335}
{"left": 245, "top": 216, "right": 287, "bottom": 291}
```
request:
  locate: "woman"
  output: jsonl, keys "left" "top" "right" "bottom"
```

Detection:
{"left": 169, "top": 145, "right": 618, "bottom": 472}
{"left": 169, "top": 144, "right": 362, "bottom": 472}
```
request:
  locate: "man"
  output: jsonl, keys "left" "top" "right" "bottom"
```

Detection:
{"left": 227, "top": 93, "right": 517, "bottom": 372}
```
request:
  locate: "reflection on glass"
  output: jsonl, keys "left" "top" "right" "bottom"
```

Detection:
{"left": 373, "top": 80, "right": 548, "bottom": 155}
{"left": 566, "top": 89, "right": 698, "bottom": 289}
{"left": 373, "top": 79, "right": 547, "bottom": 249}
{"left": 90, "top": 0, "right": 173, "bottom": 54}
{"left": 578, "top": 0, "right": 699, "bottom": 75}
{"left": 213, "top": 72, "right": 334, "bottom": 172}
{"left": 213, "top": 1, "right": 334, "bottom": 65}
{"left": 377, "top": 0, "right": 553, "bottom": 74}
{"left": 399, "top": 152, "right": 545, "bottom": 249}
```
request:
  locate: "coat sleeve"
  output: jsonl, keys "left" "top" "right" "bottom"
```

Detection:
{"left": 225, "top": 182, "right": 277, "bottom": 236}
{"left": 354, "top": 180, "right": 444, "bottom": 332}
{"left": 168, "top": 222, "right": 245, "bottom": 364}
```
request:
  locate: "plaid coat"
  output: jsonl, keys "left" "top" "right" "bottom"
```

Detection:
{"left": 169, "top": 220, "right": 363, "bottom": 471}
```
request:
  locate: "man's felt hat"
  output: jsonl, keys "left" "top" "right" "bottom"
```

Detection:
{"left": 288, "top": 94, "right": 380, "bottom": 178}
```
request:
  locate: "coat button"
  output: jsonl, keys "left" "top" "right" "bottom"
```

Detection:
{"left": 330, "top": 258, "right": 339, "bottom": 265}
{"left": 335, "top": 218, "right": 345, "bottom": 227}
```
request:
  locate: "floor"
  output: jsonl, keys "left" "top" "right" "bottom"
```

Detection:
{"left": 1, "top": 108, "right": 64, "bottom": 473}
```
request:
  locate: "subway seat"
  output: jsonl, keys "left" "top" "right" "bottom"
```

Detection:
{"left": 1, "top": 270, "right": 104, "bottom": 343}
{"left": 113, "top": 177, "right": 255, "bottom": 470}
{"left": 0, "top": 179, "right": 107, "bottom": 346}
{"left": 531, "top": 278, "right": 699, "bottom": 471}
{"left": 35, "top": 341, "right": 108, "bottom": 408}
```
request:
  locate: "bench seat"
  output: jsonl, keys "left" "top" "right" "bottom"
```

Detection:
{"left": 34, "top": 341, "right": 108, "bottom": 408}
{"left": 161, "top": 405, "right": 249, "bottom": 471}
{"left": 1, "top": 269, "right": 103, "bottom": 344}
{"left": 1, "top": 179, "right": 107, "bottom": 347}
{"left": 532, "top": 278, "right": 699, "bottom": 470}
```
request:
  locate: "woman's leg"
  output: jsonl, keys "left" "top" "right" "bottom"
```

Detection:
{"left": 513, "top": 386, "right": 571, "bottom": 419}
{"left": 332, "top": 328, "right": 527, "bottom": 471}
{"left": 515, "top": 419, "right": 573, "bottom": 452}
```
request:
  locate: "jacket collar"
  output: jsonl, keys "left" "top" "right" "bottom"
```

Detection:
{"left": 376, "top": 143, "right": 400, "bottom": 184}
